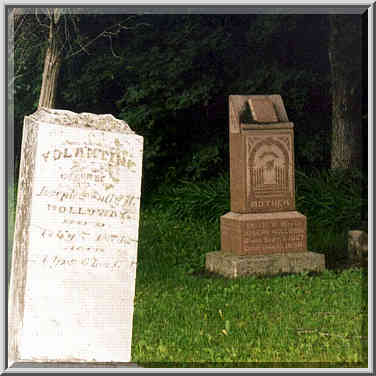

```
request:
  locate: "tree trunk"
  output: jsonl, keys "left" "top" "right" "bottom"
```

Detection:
{"left": 328, "top": 15, "right": 362, "bottom": 170}
{"left": 38, "top": 10, "right": 62, "bottom": 109}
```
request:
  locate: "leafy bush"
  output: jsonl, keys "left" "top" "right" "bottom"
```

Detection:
{"left": 137, "top": 208, "right": 219, "bottom": 277}
{"left": 150, "top": 168, "right": 366, "bottom": 231}
{"left": 14, "top": 14, "right": 333, "bottom": 187}
{"left": 145, "top": 168, "right": 366, "bottom": 269}
{"left": 296, "top": 168, "right": 367, "bottom": 232}
{"left": 151, "top": 173, "right": 230, "bottom": 223}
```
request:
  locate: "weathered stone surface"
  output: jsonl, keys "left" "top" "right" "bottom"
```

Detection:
{"left": 8, "top": 109, "right": 143, "bottom": 364}
{"left": 205, "top": 94, "right": 325, "bottom": 278}
{"left": 221, "top": 211, "right": 307, "bottom": 256}
{"left": 229, "top": 96, "right": 295, "bottom": 213}
{"left": 348, "top": 230, "right": 368, "bottom": 263}
{"left": 28, "top": 107, "right": 134, "bottom": 134}
{"left": 229, "top": 95, "right": 289, "bottom": 134}
{"left": 206, "top": 251, "right": 325, "bottom": 279}
{"left": 248, "top": 97, "right": 279, "bottom": 123}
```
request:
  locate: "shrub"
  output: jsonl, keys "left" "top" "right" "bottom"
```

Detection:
{"left": 295, "top": 168, "right": 366, "bottom": 232}
{"left": 151, "top": 173, "right": 230, "bottom": 223}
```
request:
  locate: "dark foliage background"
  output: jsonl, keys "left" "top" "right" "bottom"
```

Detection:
{"left": 13, "top": 13, "right": 365, "bottom": 194}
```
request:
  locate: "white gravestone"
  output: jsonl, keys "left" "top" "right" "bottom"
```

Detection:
{"left": 8, "top": 108, "right": 143, "bottom": 364}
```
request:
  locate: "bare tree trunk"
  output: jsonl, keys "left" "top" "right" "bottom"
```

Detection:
{"left": 38, "top": 10, "right": 62, "bottom": 109}
{"left": 328, "top": 15, "right": 362, "bottom": 170}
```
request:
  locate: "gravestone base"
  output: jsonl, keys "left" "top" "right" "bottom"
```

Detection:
{"left": 205, "top": 250, "right": 325, "bottom": 279}
{"left": 221, "top": 211, "right": 307, "bottom": 256}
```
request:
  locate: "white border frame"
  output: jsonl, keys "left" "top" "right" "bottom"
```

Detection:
{"left": 2, "top": 1, "right": 373, "bottom": 374}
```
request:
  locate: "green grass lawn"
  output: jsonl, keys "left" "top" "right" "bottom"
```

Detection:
{"left": 132, "top": 208, "right": 367, "bottom": 367}
{"left": 7, "top": 169, "right": 368, "bottom": 367}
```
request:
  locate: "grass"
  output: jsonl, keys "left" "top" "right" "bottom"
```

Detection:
{"left": 7, "top": 168, "right": 368, "bottom": 367}
{"left": 132, "top": 207, "right": 367, "bottom": 367}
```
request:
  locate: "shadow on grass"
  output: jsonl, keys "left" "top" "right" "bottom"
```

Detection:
{"left": 191, "top": 267, "right": 327, "bottom": 279}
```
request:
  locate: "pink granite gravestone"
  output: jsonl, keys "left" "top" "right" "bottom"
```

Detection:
{"left": 206, "top": 95, "right": 325, "bottom": 278}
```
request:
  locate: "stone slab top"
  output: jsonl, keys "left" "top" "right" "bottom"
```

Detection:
{"left": 229, "top": 95, "right": 289, "bottom": 134}
{"left": 248, "top": 97, "right": 279, "bottom": 123}
{"left": 27, "top": 108, "right": 135, "bottom": 134}
{"left": 222, "top": 211, "right": 306, "bottom": 220}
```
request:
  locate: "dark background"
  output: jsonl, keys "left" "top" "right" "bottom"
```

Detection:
{"left": 12, "top": 13, "right": 367, "bottom": 193}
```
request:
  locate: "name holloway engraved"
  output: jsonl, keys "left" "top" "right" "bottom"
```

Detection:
{"left": 46, "top": 203, "right": 134, "bottom": 221}
{"left": 32, "top": 138, "right": 139, "bottom": 272}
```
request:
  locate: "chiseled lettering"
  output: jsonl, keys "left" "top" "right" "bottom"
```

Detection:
{"left": 101, "top": 149, "right": 110, "bottom": 161}
{"left": 42, "top": 151, "right": 50, "bottom": 162}
{"left": 40, "top": 254, "right": 124, "bottom": 270}
{"left": 251, "top": 199, "right": 291, "bottom": 209}
{"left": 63, "top": 148, "right": 72, "bottom": 158}
{"left": 75, "top": 147, "right": 84, "bottom": 158}
{"left": 53, "top": 149, "right": 62, "bottom": 160}
{"left": 48, "top": 204, "right": 121, "bottom": 219}
{"left": 40, "top": 145, "right": 137, "bottom": 171}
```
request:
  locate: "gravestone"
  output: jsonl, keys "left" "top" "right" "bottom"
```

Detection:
{"left": 8, "top": 108, "right": 143, "bottom": 366}
{"left": 206, "top": 95, "right": 325, "bottom": 278}
{"left": 348, "top": 230, "right": 368, "bottom": 264}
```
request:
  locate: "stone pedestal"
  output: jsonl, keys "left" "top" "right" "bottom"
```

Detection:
{"left": 221, "top": 211, "right": 307, "bottom": 256}
{"left": 206, "top": 251, "right": 325, "bottom": 279}
{"left": 348, "top": 230, "right": 368, "bottom": 264}
{"left": 206, "top": 95, "right": 325, "bottom": 278}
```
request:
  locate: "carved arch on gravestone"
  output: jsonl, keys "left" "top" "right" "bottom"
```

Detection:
{"left": 248, "top": 137, "right": 290, "bottom": 199}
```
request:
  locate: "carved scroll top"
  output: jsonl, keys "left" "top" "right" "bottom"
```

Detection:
{"left": 248, "top": 98, "right": 278, "bottom": 123}
{"left": 229, "top": 95, "right": 290, "bottom": 134}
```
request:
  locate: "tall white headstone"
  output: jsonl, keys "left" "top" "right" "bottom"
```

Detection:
{"left": 8, "top": 108, "right": 143, "bottom": 365}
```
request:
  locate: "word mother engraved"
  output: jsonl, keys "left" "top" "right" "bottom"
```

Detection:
{"left": 247, "top": 132, "right": 294, "bottom": 212}
{"left": 205, "top": 95, "right": 325, "bottom": 278}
